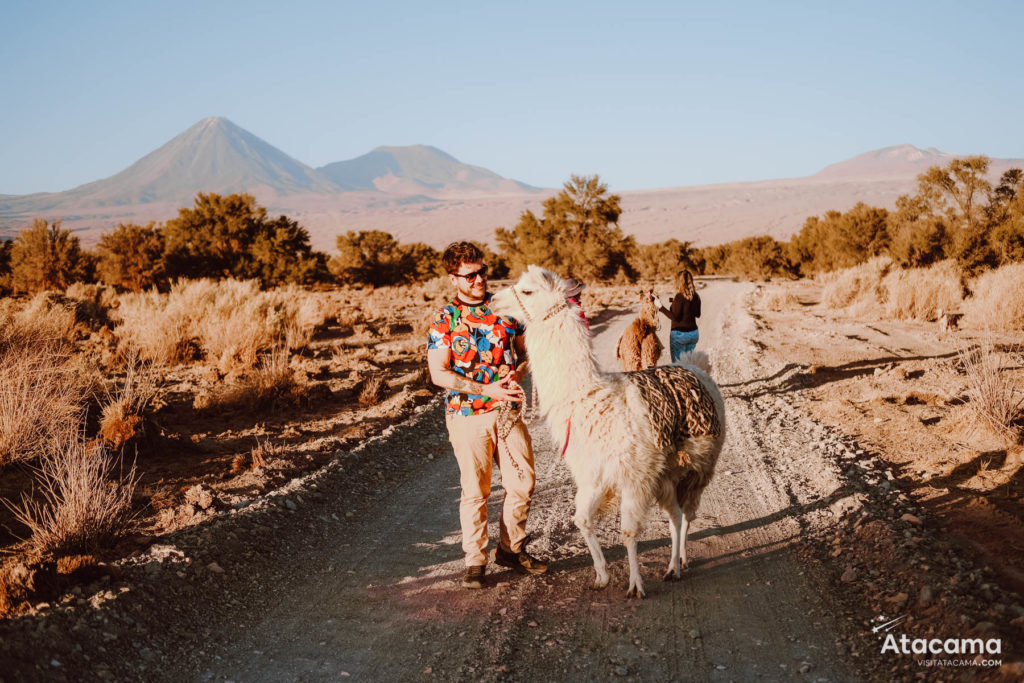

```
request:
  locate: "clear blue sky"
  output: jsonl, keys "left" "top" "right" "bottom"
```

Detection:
{"left": 2, "top": 0, "right": 1022, "bottom": 194}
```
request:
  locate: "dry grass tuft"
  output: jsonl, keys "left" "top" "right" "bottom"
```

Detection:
{"left": 957, "top": 341, "right": 1024, "bottom": 445}
{"left": 197, "top": 347, "right": 303, "bottom": 412}
{"left": 358, "top": 374, "right": 388, "bottom": 406}
{"left": 113, "top": 279, "right": 329, "bottom": 369}
{"left": 0, "top": 321, "right": 86, "bottom": 465}
{"left": 0, "top": 562, "right": 36, "bottom": 616}
{"left": 820, "top": 257, "right": 892, "bottom": 313}
{"left": 761, "top": 288, "right": 801, "bottom": 312}
{"left": 882, "top": 260, "right": 964, "bottom": 321}
{"left": 231, "top": 439, "right": 279, "bottom": 474}
{"left": 7, "top": 435, "right": 138, "bottom": 556}
{"left": 963, "top": 263, "right": 1024, "bottom": 331}
{"left": 99, "top": 353, "right": 156, "bottom": 450}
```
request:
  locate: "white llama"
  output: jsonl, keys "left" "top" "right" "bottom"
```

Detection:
{"left": 490, "top": 266, "right": 726, "bottom": 598}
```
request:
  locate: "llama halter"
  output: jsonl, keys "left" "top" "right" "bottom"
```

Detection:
{"left": 511, "top": 286, "right": 568, "bottom": 324}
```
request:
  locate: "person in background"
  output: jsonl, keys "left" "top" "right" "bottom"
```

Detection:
{"left": 564, "top": 275, "right": 590, "bottom": 330}
{"left": 652, "top": 270, "right": 701, "bottom": 362}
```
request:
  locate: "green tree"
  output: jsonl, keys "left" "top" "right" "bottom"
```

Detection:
{"left": 248, "top": 215, "right": 327, "bottom": 285}
{"left": 986, "top": 169, "right": 1024, "bottom": 265}
{"left": 700, "top": 236, "right": 794, "bottom": 280}
{"left": 496, "top": 174, "right": 635, "bottom": 281}
{"left": 0, "top": 238, "right": 11, "bottom": 293}
{"left": 630, "top": 239, "right": 697, "bottom": 280}
{"left": 790, "top": 203, "right": 890, "bottom": 274}
{"left": 96, "top": 222, "right": 167, "bottom": 292}
{"left": 9, "top": 218, "right": 87, "bottom": 293}
{"left": 163, "top": 193, "right": 322, "bottom": 286}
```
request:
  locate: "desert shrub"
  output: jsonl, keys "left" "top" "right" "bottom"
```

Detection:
{"left": 113, "top": 279, "right": 328, "bottom": 368}
{"left": 164, "top": 193, "right": 324, "bottom": 286}
{"left": 0, "top": 238, "right": 11, "bottom": 293}
{"left": 630, "top": 239, "right": 698, "bottom": 281}
{"left": 329, "top": 230, "right": 446, "bottom": 286}
{"left": 7, "top": 435, "right": 137, "bottom": 555}
{"left": 358, "top": 374, "right": 388, "bottom": 406}
{"left": 197, "top": 347, "right": 301, "bottom": 411}
{"left": 8, "top": 219, "right": 88, "bottom": 294}
{"left": 881, "top": 260, "right": 965, "bottom": 321}
{"left": 96, "top": 222, "right": 166, "bottom": 292}
{"left": 701, "top": 236, "right": 795, "bottom": 280}
{"left": 99, "top": 355, "right": 156, "bottom": 451}
{"left": 496, "top": 174, "right": 635, "bottom": 281}
{"left": 790, "top": 203, "right": 890, "bottom": 274}
{"left": 113, "top": 288, "right": 195, "bottom": 364}
{"left": 761, "top": 288, "right": 801, "bottom": 312}
{"left": 0, "top": 299, "right": 86, "bottom": 464}
{"left": 820, "top": 257, "right": 892, "bottom": 312}
{"left": 957, "top": 342, "right": 1024, "bottom": 444}
{"left": 0, "top": 342, "right": 85, "bottom": 465}
{"left": 963, "top": 263, "right": 1024, "bottom": 331}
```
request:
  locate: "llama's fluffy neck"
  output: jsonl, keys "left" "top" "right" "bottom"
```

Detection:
{"left": 525, "top": 306, "right": 606, "bottom": 420}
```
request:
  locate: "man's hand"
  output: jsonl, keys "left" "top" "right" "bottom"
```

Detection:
{"left": 492, "top": 374, "right": 525, "bottom": 402}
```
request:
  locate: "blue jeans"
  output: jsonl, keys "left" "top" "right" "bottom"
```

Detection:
{"left": 670, "top": 329, "right": 699, "bottom": 362}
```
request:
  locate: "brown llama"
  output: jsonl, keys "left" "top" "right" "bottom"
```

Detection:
{"left": 616, "top": 290, "right": 662, "bottom": 372}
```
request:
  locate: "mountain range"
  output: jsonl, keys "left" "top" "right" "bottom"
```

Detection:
{"left": 1, "top": 118, "right": 1022, "bottom": 251}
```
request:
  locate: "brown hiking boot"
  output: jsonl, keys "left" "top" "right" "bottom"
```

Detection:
{"left": 494, "top": 544, "right": 548, "bottom": 575}
{"left": 461, "top": 564, "right": 486, "bottom": 589}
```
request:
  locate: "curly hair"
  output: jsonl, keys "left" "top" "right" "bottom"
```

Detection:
{"left": 442, "top": 242, "right": 485, "bottom": 274}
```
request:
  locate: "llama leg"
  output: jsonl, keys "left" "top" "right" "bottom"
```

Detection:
{"left": 573, "top": 488, "right": 609, "bottom": 589}
{"left": 679, "top": 510, "right": 691, "bottom": 570}
{"left": 662, "top": 500, "right": 683, "bottom": 581}
{"left": 621, "top": 499, "right": 646, "bottom": 599}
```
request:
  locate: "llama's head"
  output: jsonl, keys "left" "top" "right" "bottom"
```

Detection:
{"left": 638, "top": 289, "right": 658, "bottom": 323}
{"left": 490, "top": 265, "right": 574, "bottom": 327}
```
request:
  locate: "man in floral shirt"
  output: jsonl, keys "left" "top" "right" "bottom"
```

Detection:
{"left": 427, "top": 242, "right": 548, "bottom": 589}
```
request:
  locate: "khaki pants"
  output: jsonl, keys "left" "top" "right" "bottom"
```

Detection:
{"left": 445, "top": 410, "right": 535, "bottom": 567}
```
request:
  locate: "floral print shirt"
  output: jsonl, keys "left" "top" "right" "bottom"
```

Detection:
{"left": 427, "top": 293, "right": 524, "bottom": 416}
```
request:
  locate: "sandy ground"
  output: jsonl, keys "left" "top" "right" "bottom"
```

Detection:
{"left": 0, "top": 280, "right": 1020, "bottom": 681}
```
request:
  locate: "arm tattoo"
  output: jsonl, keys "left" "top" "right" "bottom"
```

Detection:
{"left": 453, "top": 375, "right": 487, "bottom": 395}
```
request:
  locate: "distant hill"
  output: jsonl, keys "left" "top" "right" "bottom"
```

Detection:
{"left": 317, "top": 145, "right": 538, "bottom": 196}
{"left": 0, "top": 117, "right": 339, "bottom": 215}
{"left": 2, "top": 125, "right": 1022, "bottom": 252}
{"left": 813, "top": 143, "right": 1024, "bottom": 181}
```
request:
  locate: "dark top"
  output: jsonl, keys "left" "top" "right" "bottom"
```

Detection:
{"left": 668, "top": 292, "right": 701, "bottom": 332}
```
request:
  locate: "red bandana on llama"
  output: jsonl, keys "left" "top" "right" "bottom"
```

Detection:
{"left": 427, "top": 293, "right": 524, "bottom": 416}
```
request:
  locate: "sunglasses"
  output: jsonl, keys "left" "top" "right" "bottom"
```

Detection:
{"left": 453, "top": 265, "right": 488, "bottom": 281}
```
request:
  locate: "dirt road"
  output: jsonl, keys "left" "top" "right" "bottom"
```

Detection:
{"left": 0, "top": 281, "right": 874, "bottom": 681}
{"left": 168, "top": 280, "right": 861, "bottom": 682}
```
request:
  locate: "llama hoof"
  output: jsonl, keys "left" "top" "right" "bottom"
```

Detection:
{"left": 662, "top": 568, "right": 682, "bottom": 582}
{"left": 625, "top": 584, "right": 646, "bottom": 599}
{"left": 591, "top": 576, "right": 610, "bottom": 590}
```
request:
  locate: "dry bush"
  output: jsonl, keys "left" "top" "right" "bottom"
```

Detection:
{"left": 820, "top": 257, "right": 892, "bottom": 312}
{"left": 0, "top": 341, "right": 85, "bottom": 466}
{"left": 7, "top": 435, "right": 138, "bottom": 556}
{"left": 957, "top": 341, "right": 1024, "bottom": 444}
{"left": 231, "top": 438, "right": 281, "bottom": 474}
{"left": 963, "top": 263, "right": 1024, "bottom": 331}
{"left": 761, "top": 287, "right": 801, "bottom": 312}
{"left": 198, "top": 347, "right": 302, "bottom": 411}
{"left": 113, "top": 279, "right": 329, "bottom": 369}
{"left": 99, "top": 354, "right": 156, "bottom": 450}
{"left": 358, "top": 374, "right": 388, "bottom": 406}
{"left": 882, "top": 260, "right": 964, "bottom": 321}
{"left": 5, "top": 293, "right": 78, "bottom": 347}
{"left": 113, "top": 288, "right": 194, "bottom": 364}
{"left": 0, "top": 562, "right": 35, "bottom": 616}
